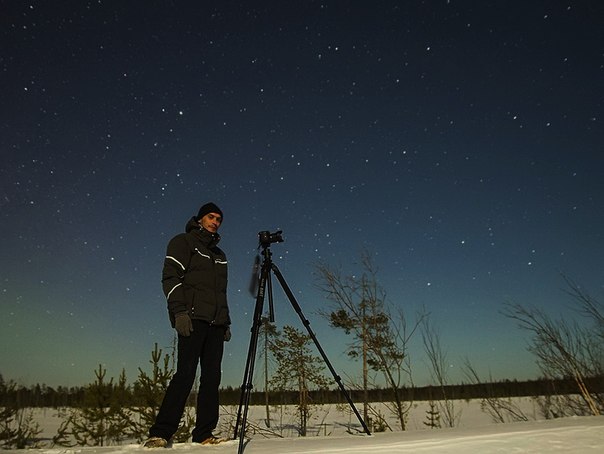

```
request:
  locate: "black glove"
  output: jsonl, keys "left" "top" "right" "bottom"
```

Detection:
{"left": 175, "top": 313, "right": 193, "bottom": 337}
{"left": 224, "top": 326, "right": 231, "bottom": 342}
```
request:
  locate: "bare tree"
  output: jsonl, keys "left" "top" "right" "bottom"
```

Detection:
{"left": 421, "top": 317, "right": 460, "bottom": 427}
{"left": 461, "top": 359, "right": 529, "bottom": 423}
{"left": 315, "top": 252, "right": 425, "bottom": 430}
{"left": 502, "top": 277, "right": 603, "bottom": 417}
{"left": 562, "top": 274, "right": 604, "bottom": 343}
{"left": 260, "top": 316, "right": 278, "bottom": 427}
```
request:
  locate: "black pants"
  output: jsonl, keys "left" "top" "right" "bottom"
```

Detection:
{"left": 150, "top": 320, "right": 224, "bottom": 442}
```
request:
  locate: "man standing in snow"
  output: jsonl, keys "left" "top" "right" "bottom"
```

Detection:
{"left": 144, "top": 202, "right": 231, "bottom": 447}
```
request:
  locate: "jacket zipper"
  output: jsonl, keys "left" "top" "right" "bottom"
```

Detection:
{"left": 195, "top": 247, "right": 220, "bottom": 324}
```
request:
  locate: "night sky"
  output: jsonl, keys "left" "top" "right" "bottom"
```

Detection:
{"left": 2, "top": 1, "right": 603, "bottom": 390}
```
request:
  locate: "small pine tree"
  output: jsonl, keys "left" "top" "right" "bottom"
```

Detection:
{"left": 106, "top": 370, "right": 135, "bottom": 444}
{"left": 53, "top": 365, "right": 133, "bottom": 447}
{"left": 0, "top": 376, "right": 41, "bottom": 449}
{"left": 270, "top": 325, "right": 330, "bottom": 436}
{"left": 131, "top": 343, "right": 173, "bottom": 442}
{"left": 424, "top": 401, "right": 441, "bottom": 429}
{"left": 131, "top": 342, "right": 194, "bottom": 443}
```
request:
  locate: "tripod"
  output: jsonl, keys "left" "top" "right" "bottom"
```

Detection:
{"left": 233, "top": 234, "right": 371, "bottom": 454}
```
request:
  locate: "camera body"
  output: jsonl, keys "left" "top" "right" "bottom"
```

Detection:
{"left": 258, "top": 230, "right": 284, "bottom": 246}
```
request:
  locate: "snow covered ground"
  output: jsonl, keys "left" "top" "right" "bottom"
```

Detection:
{"left": 9, "top": 400, "right": 604, "bottom": 453}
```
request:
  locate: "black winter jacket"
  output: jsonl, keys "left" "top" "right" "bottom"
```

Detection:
{"left": 162, "top": 217, "right": 230, "bottom": 327}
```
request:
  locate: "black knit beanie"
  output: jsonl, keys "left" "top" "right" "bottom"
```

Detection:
{"left": 196, "top": 202, "right": 223, "bottom": 221}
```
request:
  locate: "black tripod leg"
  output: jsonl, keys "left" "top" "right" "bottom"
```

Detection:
{"left": 271, "top": 264, "right": 372, "bottom": 435}
{"left": 234, "top": 262, "right": 270, "bottom": 451}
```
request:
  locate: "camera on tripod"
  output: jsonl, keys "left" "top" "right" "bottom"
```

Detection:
{"left": 258, "top": 230, "right": 284, "bottom": 246}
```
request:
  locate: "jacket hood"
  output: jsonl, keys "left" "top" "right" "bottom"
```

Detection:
{"left": 184, "top": 216, "right": 221, "bottom": 246}
{"left": 185, "top": 216, "right": 199, "bottom": 233}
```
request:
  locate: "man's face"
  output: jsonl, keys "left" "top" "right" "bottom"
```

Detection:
{"left": 199, "top": 212, "right": 222, "bottom": 233}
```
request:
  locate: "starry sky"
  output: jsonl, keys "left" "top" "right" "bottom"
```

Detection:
{"left": 1, "top": 1, "right": 603, "bottom": 390}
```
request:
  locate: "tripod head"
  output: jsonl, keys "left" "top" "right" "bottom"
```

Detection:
{"left": 249, "top": 231, "right": 283, "bottom": 298}
{"left": 258, "top": 230, "right": 284, "bottom": 248}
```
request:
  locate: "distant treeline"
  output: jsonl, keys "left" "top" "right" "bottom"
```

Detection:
{"left": 220, "top": 376, "right": 604, "bottom": 406}
{"left": 2, "top": 376, "right": 602, "bottom": 408}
